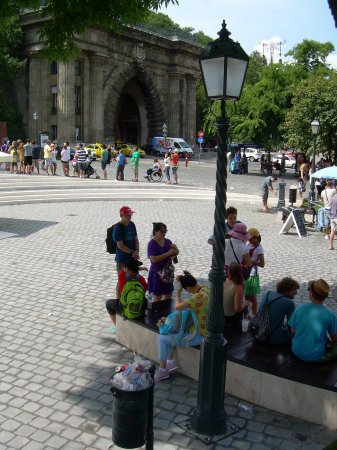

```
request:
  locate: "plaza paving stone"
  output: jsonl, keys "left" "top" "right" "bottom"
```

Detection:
{"left": 0, "top": 164, "right": 336, "bottom": 449}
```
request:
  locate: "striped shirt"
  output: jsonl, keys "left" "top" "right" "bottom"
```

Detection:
{"left": 76, "top": 148, "right": 87, "bottom": 163}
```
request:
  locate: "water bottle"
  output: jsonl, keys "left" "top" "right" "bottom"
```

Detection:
{"left": 235, "top": 401, "right": 254, "bottom": 415}
{"left": 146, "top": 292, "right": 153, "bottom": 309}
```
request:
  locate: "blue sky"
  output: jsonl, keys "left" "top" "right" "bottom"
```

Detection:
{"left": 160, "top": 0, "right": 337, "bottom": 66}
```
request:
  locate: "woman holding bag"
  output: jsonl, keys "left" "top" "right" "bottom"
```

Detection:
{"left": 147, "top": 222, "right": 179, "bottom": 302}
{"left": 154, "top": 271, "right": 210, "bottom": 382}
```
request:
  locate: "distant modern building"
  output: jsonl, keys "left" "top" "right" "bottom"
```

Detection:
{"left": 19, "top": 11, "right": 201, "bottom": 145}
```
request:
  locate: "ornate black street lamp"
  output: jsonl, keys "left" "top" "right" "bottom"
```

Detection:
{"left": 309, "top": 119, "right": 320, "bottom": 207}
{"left": 33, "top": 112, "right": 39, "bottom": 146}
{"left": 191, "top": 21, "right": 249, "bottom": 437}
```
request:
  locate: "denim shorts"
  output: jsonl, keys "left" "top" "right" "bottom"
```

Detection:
{"left": 78, "top": 162, "right": 86, "bottom": 171}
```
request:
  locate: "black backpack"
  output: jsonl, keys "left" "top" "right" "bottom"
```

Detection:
{"left": 106, "top": 223, "right": 122, "bottom": 254}
{"left": 105, "top": 221, "right": 136, "bottom": 254}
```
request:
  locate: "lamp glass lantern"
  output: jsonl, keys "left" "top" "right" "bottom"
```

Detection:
{"left": 199, "top": 23, "right": 249, "bottom": 100}
{"left": 311, "top": 119, "right": 320, "bottom": 135}
{"left": 33, "top": 112, "right": 39, "bottom": 121}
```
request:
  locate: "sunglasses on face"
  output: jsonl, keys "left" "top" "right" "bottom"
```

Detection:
{"left": 160, "top": 229, "right": 167, "bottom": 233}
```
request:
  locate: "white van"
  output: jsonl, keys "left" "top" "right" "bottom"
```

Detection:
{"left": 152, "top": 137, "right": 194, "bottom": 157}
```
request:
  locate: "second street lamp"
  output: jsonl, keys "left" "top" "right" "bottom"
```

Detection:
{"left": 191, "top": 21, "right": 249, "bottom": 437}
{"left": 33, "top": 112, "right": 39, "bottom": 146}
{"left": 309, "top": 119, "right": 320, "bottom": 207}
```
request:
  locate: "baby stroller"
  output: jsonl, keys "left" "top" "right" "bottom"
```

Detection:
{"left": 84, "top": 156, "right": 100, "bottom": 179}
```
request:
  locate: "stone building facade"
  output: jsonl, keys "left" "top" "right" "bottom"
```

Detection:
{"left": 19, "top": 11, "right": 201, "bottom": 146}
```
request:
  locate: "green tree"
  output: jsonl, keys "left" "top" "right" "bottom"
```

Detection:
{"left": 0, "top": 0, "right": 178, "bottom": 60}
{"left": 244, "top": 51, "right": 267, "bottom": 86}
{"left": 203, "top": 61, "right": 308, "bottom": 148}
{"left": 142, "top": 10, "right": 212, "bottom": 46}
{"left": 0, "top": 15, "right": 26, "bottom": 137}
{"left": 286, "top": 39, "right": 335, "bottom": 72}
{"left": 285, "top": 74, "right": 337, "bottom": 163}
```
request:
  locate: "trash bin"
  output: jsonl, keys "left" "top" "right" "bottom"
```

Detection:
{"left": 111, "top": 383, "right": 152, "bottom": 449}
{"left": 109, "top": 359, "right": 155, "bottom": 449}
{"left": 289, "top": 185, "right": 297, "bottom": 205}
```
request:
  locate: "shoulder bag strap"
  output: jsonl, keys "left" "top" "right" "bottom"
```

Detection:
{"left": 265, "top": 293, "right": 287, "bottom": 338}
{"left": 230, "top": 240, "right": 241, "bottom": 265}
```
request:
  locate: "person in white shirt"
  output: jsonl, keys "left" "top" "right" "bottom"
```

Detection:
{"left": 224, "top": 222, "right": 251, "bottom": 275}
{"left": 321, "top": 181, "right": 336, "bottom": 239}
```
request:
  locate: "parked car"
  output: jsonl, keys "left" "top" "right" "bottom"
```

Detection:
{"left": 116, "top": 144, "right": 145, "bottom": 158}
{"left": 272, "top": 154, "right": 296, "bottom": 168}
{"left": 244, "top": 148, "right": 262, "bottom": 162}
{"left": 227, "top": 147, "right": 261, "bottom": 162}
{"left": 140, "top": 144, "right": 154, "bottom": 154}
{"left": 84, "top": 143, "right": 104, "bottom": 159}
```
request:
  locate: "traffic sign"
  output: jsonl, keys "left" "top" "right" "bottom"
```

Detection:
{"left": 198, "top": 131, "right": 204, "bottom": 137}
{"left": 198, "top": 137, "right": 204, "bottom": 143}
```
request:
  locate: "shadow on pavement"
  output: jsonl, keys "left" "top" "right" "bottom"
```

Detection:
{"left": 0, "top": 217, "right": 58, "bottom": 237}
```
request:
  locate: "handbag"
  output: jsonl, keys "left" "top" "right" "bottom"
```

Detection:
{"left": 156, "top": 260, "right": 174, "bottom": 283}
{"left": 248, "top": 292, "right": 284, "bottom": 341}
{"left": 230, "top": 240, "right": 252, "bottom": 280}
{"left": 158, "top": 309, "right": 199, "bottom": 345}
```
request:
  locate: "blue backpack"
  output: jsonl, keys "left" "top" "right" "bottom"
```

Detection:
{"left": 159, "top": 309, "right": 199, "bottom": 346}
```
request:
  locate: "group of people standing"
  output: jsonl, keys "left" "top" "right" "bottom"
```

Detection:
{"left": 2, "top": 139, "right": 40, "bottom": 175}
{"left": 105, "top": 205, "right": 209, "bottom": 382}
{"left": 104, "top": 199, "right": 337, "bottom": 382}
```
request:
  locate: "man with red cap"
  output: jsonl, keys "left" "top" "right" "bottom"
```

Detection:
{"left": 113, "top": 206, "right": 139, "bottom": 296}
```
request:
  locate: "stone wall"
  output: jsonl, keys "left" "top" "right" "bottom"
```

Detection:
{"left": 19, "top": 12, "right": 201, "bottom": 146}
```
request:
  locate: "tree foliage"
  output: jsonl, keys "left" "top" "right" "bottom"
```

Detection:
{"left": 285, "top": 74, "right": 337, "bottom": 163}
{"left": 202, "top": 39, "right": 337, "bottom": 151}
{"left": 285, "top": 39, "right": 335, "bottom": 71}
{"left": 0, "top": 0, "right": 179, "bottom": 60}
{"left": 142, "top": 11, "right": 212, "bottom": 46}
{"left": 0, "top": 15, "right": 26, "bottom": 137}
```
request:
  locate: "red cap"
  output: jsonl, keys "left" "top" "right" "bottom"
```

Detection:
{"left": 119, "top": 206, "right": 134, "bottom": 216}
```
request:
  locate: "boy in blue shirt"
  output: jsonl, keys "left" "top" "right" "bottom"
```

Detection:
{"left": 289, "top": 279, "right": 337, "bottom": 362}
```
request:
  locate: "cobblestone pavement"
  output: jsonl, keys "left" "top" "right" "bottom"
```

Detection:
{"left": 0, "top": 165, "right": 336, "bottom": 449}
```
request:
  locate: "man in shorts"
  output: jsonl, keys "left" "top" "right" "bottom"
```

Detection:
{"left": 171, "top": 149, "right": 179, "bottom": 184}
{"left": 76, "top": 143, "right": 87, "bottom": 178}
{"left": 23, "top": 139, "right": 33, "bottom": 174}
{"left": 113, "top": 206, "right": 139, "bottom": 297}
{"left": 261, "top": 175, "right": 277, "bottom": 212}
{"left": 31, "top": 140, "right": 41, "bottom": 174}
{"left": 321, "top": 181, "right": 336, "bottom": 240}
{"left": 131, "top": 147, "right": 140, "bottom": 182}
{"left": 43, "top": 140, "right": 53, "bottom": 175}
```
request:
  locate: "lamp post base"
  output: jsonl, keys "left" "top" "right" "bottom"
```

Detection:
{"left": 191, "top": 337, "right": 228, "bottom": 435}
{"left": 176, "top": 418, "right": 239, "bottom": 445}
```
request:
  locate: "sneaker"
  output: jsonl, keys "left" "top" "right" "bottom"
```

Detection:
{"left": 325, "top": 235, "right": 329, "bottom": 240}
{"left": 166, "top": 360, "right": 179, "bottom": 373}
{"left": 154, "top": 368, "right": 169, "bottom": 383}
{"left": 109, "top": 325, "right": 116, "bottom": 335}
